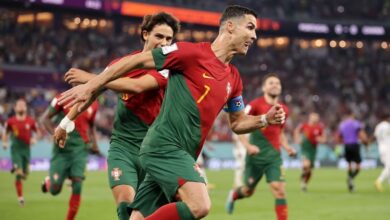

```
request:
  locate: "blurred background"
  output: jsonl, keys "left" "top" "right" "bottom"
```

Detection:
{"left": 0, "top": 1, "right": 389, "bottom": 220}
{"left": 1, "top": 0, "right": 388, "bottom": 170}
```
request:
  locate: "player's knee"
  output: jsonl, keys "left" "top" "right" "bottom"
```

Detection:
{"left": 50, "top": 184, "right": 62, "bottom": 195}
{"left": 242, "top": 186, "right": 255, "bottom": 197}
{"left": 189, "top": 200, "right": 211, "bottom": 219}
{"left": 71, "top": 178, "right": 83, "bottom": 195}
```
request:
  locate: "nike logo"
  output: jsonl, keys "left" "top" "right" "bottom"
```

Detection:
{"left": 202, "top": 72, "right": 215, "bottom": 79}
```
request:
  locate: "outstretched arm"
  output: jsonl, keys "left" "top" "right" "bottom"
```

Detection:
{"left": 65, "top": 68, "right": 160, "bottom": 94}
{"left": 228, "top": 104, "right": 285, "bottom": 134}
{"left": 58, "top": 51, "right": 156, "bottom": 110}
{"left": 2, "top": 126, "right": 9, "bottom": 150}
{"left": 280, "top": 130, "right": 296, "bottom": 157}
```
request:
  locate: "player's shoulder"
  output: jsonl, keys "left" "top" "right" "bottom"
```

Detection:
{"left": 6, "top": 116, "right": 15, "bottom": 123}
{"left": 248, "top": 96, "right": 263, "bottom": 106}
{"left": 175, "top": 41, "right": 208, "bottom": 53}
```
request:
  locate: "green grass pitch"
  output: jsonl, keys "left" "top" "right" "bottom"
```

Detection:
{"left": 1, "top": 168, "right": 389, "bottom": 220}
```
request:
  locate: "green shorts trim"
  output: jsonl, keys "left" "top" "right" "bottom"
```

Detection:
{"left": 244, "top": 155, "right": 284, "bottom": 190}
{"left": 131, "top": 149, "right": 206, "bottom": 217}
{"left": 107, "top": 141, "right": 145, "bottom": 189}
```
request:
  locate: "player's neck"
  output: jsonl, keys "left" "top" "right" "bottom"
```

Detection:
{"left": 264, "top": 95, "right": 278, "bottom": 105}
{"left": 211, "top": 35, "right": 236, "bottom": 64}
{"left": 15, "top": 113, "right": 26, "bottom": 120}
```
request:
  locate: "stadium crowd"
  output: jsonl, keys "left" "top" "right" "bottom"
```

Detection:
{"left": 0, "top": 9, "right": 388, "bottom": 144}
{"left": 133, "top": 0, "right": 390, "bottom": 20}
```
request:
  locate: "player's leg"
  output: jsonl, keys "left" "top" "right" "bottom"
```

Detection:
{"left": 11, "top": 149, "right": 25, "bottom": 205}
{"left": 108, "top": 145, "right": 145, "bottom": 220}
{"left": 43, "top": 154, "right": 68, "bottom": 195}
{"left": 300, "top": 144, "right": 315, "bottom": 191}
{"left": 67, "top": 150, "right": 88, "bottom": 220}
{"left": 266, "top": 163, "right": 287, "bottom": 220}
{"left": 345, "top": 146, "right": 355, "bottom": 192}
{"left": 226, "top": 157, "right": 264, "bottom": 214}
{"left": 133, "top": 150, "right": 208, "bottom": 219}
{"left": 129, "top": 174, "right": 172, "bottom": 220}
{"left": 301, "top": 157, "right": 311, "bottom": 191}
{"left": 375, "top": 150, "right": 390, "bottom": 192}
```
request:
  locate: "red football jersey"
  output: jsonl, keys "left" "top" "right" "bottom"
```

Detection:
{"left": 246, "top": 96, "right": 289, "bottom": 151}
{"left": 5, "top": 116, "right": 38, "bottom": 145}
{"left": 299, "top": 122, "right": 324, "bottom": 145}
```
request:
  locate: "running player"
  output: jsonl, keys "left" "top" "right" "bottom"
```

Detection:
{"left": 374, "top": 113, "right": 390, "bottom": 192}
{"left": 57, "top": 5, "right": 286, "bottom": 220}
{"left": 39, "top": 96, "right": 99, "bottom": 220}
{"left": 2, "top": 98, "right": 40, "bottom": 206}
{"left": 225, "top": 73, "right": 296, "bottom": 220}
{"left": 294, "top": 112, "right": 326, "bottom": 192}
{"left": 56, "top": 12, "right": 180, "bottom": 220}
{"left": 338, "top": 110, "right": 369, "bottom": 192}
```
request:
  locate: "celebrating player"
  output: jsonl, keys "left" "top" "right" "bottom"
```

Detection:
{"left": 57, "top": 5, "right": 286, "bottom": 220}
{"left": 39, "top": 95, "right": 99, "bottom": 220}
{"left": 225, "top": 73, "right": 296, "bottom": 220}
{"left": 2, "top": 98, "right": 40, "bottom": 206}
{"left": 294, "top": 112, "right": 326, "bottom": 192}
{"left": 57, "top": 12, "right": 180, "bottom": 220}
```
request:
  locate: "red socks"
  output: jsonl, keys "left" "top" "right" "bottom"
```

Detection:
{"left": 275, "top": 199, "right": 288, "bottom": 220}
{"left": 15, "top": 180, "right": 23, "bottom": 198}
{"left": 146, "top": 203, "right": 181, "bottom": 220}
{"left": 66, "top": 194, "right": 81, "bottom": 220}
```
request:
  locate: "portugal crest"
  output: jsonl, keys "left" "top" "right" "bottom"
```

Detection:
{"left": 111, "top": 167, "right": 122, "bottom": 181}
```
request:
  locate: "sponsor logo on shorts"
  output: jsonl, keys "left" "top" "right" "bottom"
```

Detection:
{"left": 111, "top": 167, "right": 122, "bottom": 181}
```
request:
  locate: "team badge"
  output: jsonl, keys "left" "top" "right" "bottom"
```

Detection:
{"left": 111, "top": 167, "right": 122, "bottom": 181}
{"left": 53, "top": 173, "right": 59, "bottom": 181}
{"left": 25, "top": 124, "right": 30, "bottom": 130}
{"left": 248, "top": 177, "right": 254, "bottom": 185}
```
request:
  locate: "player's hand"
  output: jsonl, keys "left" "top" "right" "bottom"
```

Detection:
{"left": 58, "top": 84, "right": 96, "bottom": 110}
{"left": 89, "top": 147, "right": 103, "bottom": 157}
{"left": 2, "top": 142, "right": 8, "bottom": 150}
{"left": 54, "top": 126, "right": 68, "bottom": 148}
{"left": 286, "top": 147, "right": 297, "bottom": 158}
{"left": 30, "top": 137, "right": 37, "bottom": 145}
{"left": 246, "top": 144, "right": 260, "bottom": 155}
{"left": 64, "top": 68, "right": 94, "bottom": 85}
{"left": 265, "top": 104, "right": 286, "bottom": 125}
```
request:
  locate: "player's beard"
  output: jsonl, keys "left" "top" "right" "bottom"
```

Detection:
{"left": 16, "top": 110, "right": 26, "bottom": 116}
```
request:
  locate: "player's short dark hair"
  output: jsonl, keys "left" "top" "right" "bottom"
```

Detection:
{"left": 140, "top": 12, "right": 180, "bottom": 42}
{"left": 220, "top": 5, "right": 257, "bottom": 25}
{"left": 262, "top": 73, "right": 280, "bottom": 86}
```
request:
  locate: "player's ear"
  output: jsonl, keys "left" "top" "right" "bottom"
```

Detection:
{"left": 142, "top": 30, "right": 149, "bottom": 42}
{"left": 226, "top": 20, "right": 235, "bottom": 34}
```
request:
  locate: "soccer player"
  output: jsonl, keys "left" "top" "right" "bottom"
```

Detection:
{"left": 2, "top": 98, "right": 40, "bottom": 206}
{"left": 56, "top": 12, "right": 180, "bottom": 220}
{"left": 294, "top": 112, "right": 326, "bottom": 192}
{"left": 374, "top": 113, "right": 390, "bottom": 192}
{"left": 232, "top": 133, "right": 247, "bottom": 187}
{"left": 338, "top": 110, "right": 368, "bottom": 192}
{"left": 225, "top": 73, "right": 296, "bottom": 220}
{"left": 39, "top": 96, "right": 99, "bottom": 220}
{"left": 57, "top": 5, "right": 287, "bottom": 220}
